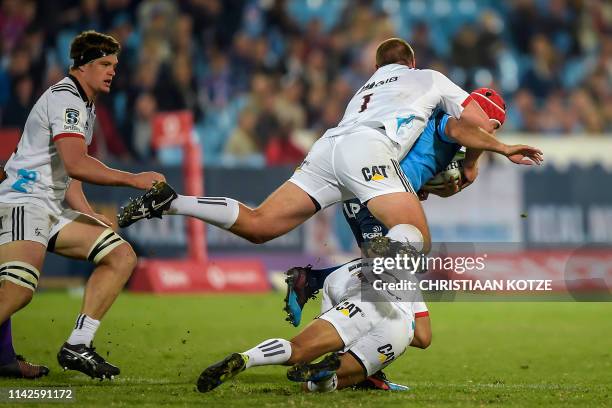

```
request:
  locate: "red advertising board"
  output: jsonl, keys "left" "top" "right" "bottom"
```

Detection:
{"left": 130, "top": 259, "right": 270, "bottom": 293}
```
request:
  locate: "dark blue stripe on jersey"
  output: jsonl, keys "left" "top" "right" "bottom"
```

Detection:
{"left": 51, "top": 86, "right": 78, "bottom": 93}
{"left": 68, "top": 74, "right": 89, "bottom": 104}
{"left": 51, "top": 84, "right": 77, "bottom": 91}
{"left": 52, "top": 88, "right": 81, "bottom": 98}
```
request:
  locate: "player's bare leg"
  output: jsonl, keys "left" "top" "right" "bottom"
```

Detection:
{"left": 53, "top": 215, "right": 136, "bottom": 379}
{"left": 119, "top": 181, "right": 318, "bottom": 244}
{"left": 286, "top": 319, "right": 344, "bottom": 364}
{"left": 197, "top": 319, "right": 344, "bottom": 392}
{"left": 0, "top": 241, "right": 46, "bottom": 324}
{"left": 331, "top": 353, "right": 365, "bottom": 390}
{"left": 367, "top": 191, "right": 431, "bottom": 253}
{"left": 0, "top": 241, "right": 50, "bottom": 378}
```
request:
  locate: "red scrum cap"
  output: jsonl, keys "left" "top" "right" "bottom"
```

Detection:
{"left": 469, "top": 87, "right": 507, "bottom": 127}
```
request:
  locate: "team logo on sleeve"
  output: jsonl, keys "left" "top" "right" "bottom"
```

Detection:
{"left": 362, "top": 165, "right": 389, "bottom": 182}
{"left": 64, "top": 108, "right": 81, "bottom": 130}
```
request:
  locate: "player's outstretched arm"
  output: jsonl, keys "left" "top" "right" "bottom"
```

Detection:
{"left": 65, "top": 180, "right": 113, "bottom": 226}
{"left": 55, "top": 137, "right": 165, "bottom": 189}
{"left": 445, "top": 119, "right": 543, "bottom": 165}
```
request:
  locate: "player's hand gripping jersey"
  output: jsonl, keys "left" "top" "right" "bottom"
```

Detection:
{"left": 322, "top": 64, "right": 468, "bottom": 158}
{"left": 0, "top": 75, "right": 94, "bottom": 214}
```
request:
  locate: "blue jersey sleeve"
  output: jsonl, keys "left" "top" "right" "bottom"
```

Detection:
{"left": 435, "top": 111, "right": 454, "bottom": 144}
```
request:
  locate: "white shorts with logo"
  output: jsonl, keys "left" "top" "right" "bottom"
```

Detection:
{"left": 318, "top": 263, "right": 415, "bottom": 375}
{"left": 0, "top": 202, "right": 82, "bottom": 248}
{"left": 290, "top": 127, "right": 415, "bottom": 209}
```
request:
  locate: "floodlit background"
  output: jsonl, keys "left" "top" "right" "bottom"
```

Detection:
{"left": 1, "top": 1, "right": 611, "bottom": 405}
{"left": 3, "top": 0, "right": 609, "bottom": 280}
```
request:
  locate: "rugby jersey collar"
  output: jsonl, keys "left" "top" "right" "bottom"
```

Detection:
{"left": 67, "top": 74, "right": 93, "bottom": 107}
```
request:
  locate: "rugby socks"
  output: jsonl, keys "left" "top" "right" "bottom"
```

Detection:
{"left": 242, "top": 338, "right": 292, "bottom": 368}
{"left": 166, "top": 195, "right": 240, "bottom": 229}
{"left": 307, "top": 373, "right": 338, "bottom": 392}
{"left": 0, "top": 318, "right": 16, "bottom": 365}
{"left": 67, "top": 314, "right": 100, "bottom": 347}
{"left": 386, "top": 224, "right": 424, "bottom": 251}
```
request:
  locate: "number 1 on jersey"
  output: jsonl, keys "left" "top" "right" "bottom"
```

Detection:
{"left": 359, "top": 93, "right": 373, "bottom": 113}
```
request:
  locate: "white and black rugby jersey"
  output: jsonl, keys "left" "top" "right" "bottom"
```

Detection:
{"left": 322, "top": 64, "right": 469, "bottom": 159}
{"left": 0, "top": 75, "right": 96, "bottom": 214}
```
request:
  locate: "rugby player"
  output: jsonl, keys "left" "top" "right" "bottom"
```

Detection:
{"left": 196, "top": 236, "right": 425, "bottom": 393}
{"left": 118, "top": 38, "right": 540, "bottom": 261}
{"left": 0, "top": 30, "right": 165, "bottom": 379}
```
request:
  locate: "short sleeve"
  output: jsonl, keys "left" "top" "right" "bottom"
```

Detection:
{"left": 431, "top": 70, "right": 470, "bottom": 119}
{"left": 414, "top": 301, "right": 429, "bottom": 318}
{"left": 48, "top": 92, "right": 87, "bottom": 142}
{"left": 434, "top": 111, "right": 455, "bottom": 143}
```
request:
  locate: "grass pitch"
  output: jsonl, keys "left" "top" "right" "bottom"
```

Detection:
{"left": 3, "top": 292, "right": 611, "bottom": 407}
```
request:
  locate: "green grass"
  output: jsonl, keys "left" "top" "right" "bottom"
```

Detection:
{"left": 3, "top": 292, "right": 612, "bottom": 407}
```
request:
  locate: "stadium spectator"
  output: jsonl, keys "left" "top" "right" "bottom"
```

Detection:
{"left": 0, "top": 0, "right": 609, "bottom": 164}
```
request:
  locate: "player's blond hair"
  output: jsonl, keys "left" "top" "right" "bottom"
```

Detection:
{"left": 376, "top": 38, "right": 415, "bottom": 67}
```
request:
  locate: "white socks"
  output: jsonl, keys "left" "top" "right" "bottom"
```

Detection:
{"left": 166, "top": 195, "right": 240, "bottom": 229}
{"left": 241, "top": 339, "right": 338, "bottom": 392}
{"left": 307, "top": 373, "right": 338, "bottom": 392}
{"left": 67, "top": 314, "right": 100, "bottom": 346}
{"left": 242, "top": 338, "right": 292, "bottom": 368}
{"left": 386, "top": 224, "right": 424, "bottom": 251}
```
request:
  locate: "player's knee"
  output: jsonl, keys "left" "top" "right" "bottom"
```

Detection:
{"left": 0, "top": 283, "right": 33, "bottom": 312}
{"left": 386, "top": 224, "right": 429, "bottom": 252}
{"left": 88, "top": 229, "right": 135, "bottom": 270}
{"left": 244, "top": 233, "right": 269, "bottom": 245}
{"left": 103, "top": 242, "right": 137, "bottom": 273}
{"left": 242, "top": 209, "right": 275, "bottom": 244}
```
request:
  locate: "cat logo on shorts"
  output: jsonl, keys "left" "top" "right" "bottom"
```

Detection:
{"left": 335, "top": 301, "right": 363, "bottom": 318}
{"left": 377, "top": 344, "right": 396, "bottom": 364}
{"left": 362, "top": 165, "right": 389, "bottom": 182}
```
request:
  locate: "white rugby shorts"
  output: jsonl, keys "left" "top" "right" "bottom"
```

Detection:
{"left": 290, "top": 127, "right": 415, "bottom": 209}
{"left": 318, "top": 264, "right": 416, "bottom": 376}
{"left": 0, "top": 202, "right": 83, "bottom": 248}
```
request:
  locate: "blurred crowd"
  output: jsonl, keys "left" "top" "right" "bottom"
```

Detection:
{"left": 0, "top": 0, "right": 610, "bottom": 167}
